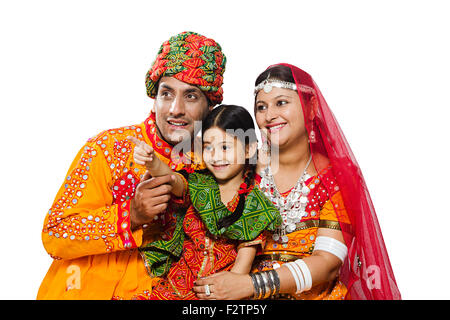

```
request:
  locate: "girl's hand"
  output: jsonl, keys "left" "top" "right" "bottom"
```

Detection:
{"left": 193, "top": 271, "right": 254, "bottom": 300}
{"left": 127, "top": 136, "right": 158, "bottom": 170}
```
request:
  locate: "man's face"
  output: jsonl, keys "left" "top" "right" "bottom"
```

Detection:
{"left": 153, "top": 77, "right": 211, "bottom": 146}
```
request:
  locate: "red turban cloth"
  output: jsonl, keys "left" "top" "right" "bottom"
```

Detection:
{"left": 145, "top": 31, "right": 226, "bottom": 105}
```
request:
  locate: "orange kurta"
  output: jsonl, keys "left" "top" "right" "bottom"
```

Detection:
{"left": 254, "top": 166, "right": 352, "bottom": 300}
{"left": 37, "top": 114, "right": 201, "bottom": 299}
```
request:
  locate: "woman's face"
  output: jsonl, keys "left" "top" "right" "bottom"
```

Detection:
{"left": 202, "top": 127, "right": 247, "bottom": 183}
{"left": 254, "top": 87, "right": 307, "bottom": 149}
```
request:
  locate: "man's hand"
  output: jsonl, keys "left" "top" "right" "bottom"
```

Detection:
{"left": 130, "top": 171, "right": 175, "bottom": 231}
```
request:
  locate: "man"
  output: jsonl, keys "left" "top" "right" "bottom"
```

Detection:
{"left": 37, "top": 31, "right": 226, "bottom": 299}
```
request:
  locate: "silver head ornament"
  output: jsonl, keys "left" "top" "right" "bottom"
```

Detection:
{"left": 254, "top": 73, "right": 316, "bottom": 96}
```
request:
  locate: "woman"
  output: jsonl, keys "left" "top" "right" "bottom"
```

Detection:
{"left": 193, "top": 63, "right": 401, "bottom": 300}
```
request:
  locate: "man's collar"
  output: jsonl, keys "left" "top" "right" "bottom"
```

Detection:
{"left": 144, "top": 112, "right": 205, "bottom": 171}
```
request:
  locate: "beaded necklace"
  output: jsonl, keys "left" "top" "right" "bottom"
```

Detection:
{"left": 260, "top": 155, "right": 312, "bottom": 243}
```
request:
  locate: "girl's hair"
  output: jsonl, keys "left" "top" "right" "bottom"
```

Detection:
{"left": 202, "top": 104, "right": 258, "bottom": 230}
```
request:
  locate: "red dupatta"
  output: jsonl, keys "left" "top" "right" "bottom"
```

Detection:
{"left": 269, "top": 63, "right": 401, "bottom": 300}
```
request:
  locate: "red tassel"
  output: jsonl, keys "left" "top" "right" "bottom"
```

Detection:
{"left": 238, "top": 182, "right": 250, "bottom": 195}
{"left": 184, "top": 166, "right": 195, "bottom": 174}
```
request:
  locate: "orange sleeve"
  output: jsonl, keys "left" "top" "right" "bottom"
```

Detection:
{"left": 319, "top": 191, "right": 352, "bottom": 225}
{"left": 42, "top": 140, "right": 143, "bottom": 260}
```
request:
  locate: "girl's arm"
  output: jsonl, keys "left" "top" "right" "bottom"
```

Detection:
{"left": 230, "top": 245, "right": 257, "bottom": 274}
{"left": 127, "top": 136, "right": 185, "bottom": 197}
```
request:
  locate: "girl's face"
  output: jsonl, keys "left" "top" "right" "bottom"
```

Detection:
{"left": 254, "top": 87, "right": 307, "bottom": 150}
{"left": 202, "top": 127, "right": 248, "bottom": 183}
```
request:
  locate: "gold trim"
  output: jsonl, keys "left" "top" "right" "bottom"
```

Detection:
{"left": 318, "top": 220, "right": 342, "bottom": 230}
{"left": 295, "top": 219, "right": 319, "bottom": 231}
{"left": 168, "top": 277, "right": 184, "bottom": 298}
{"left": 294, "top": 219, "right": 341, "bottom": 232}
{"left": 268, "top": 293, "right": 297, "bottom": 300}
{"left": 139, "top": 249, "right": 155, "bottom": 278}
{"left": 255, "top": 253, "right": 301, "bottom": 262}
{"left": 197, "top": 237, "right": 210, "bottom": 278}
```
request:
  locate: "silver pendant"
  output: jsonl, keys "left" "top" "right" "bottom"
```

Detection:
{"left": 301, "top": 186, "right": 310, "bottom": 195}
{"left": 286, "top": 200, "right": 293, "bottom": 209}
{"left": 287, "top": 210, "right": 298, "bottom": 220}
{"left": 286, "top": 223, "right": 296, "bottom": 233}
{"left": 263, "top": 83, "right": 272, "bottom": 93}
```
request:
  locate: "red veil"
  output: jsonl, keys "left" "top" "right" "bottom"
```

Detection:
{"left": 270, "top": 63, "right": 401, "bottom": 300}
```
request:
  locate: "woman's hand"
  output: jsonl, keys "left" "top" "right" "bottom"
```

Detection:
{"left": 193, "top": 271, "right": 254, "bottom": 300}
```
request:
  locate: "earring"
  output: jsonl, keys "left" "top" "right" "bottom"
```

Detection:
{"left": 308, "top": 123, "right": 317, "bottom": 144}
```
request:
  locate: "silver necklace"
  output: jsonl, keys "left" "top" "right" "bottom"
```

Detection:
{"left": 260, "top": 155, "right": 312, "bottom": 243}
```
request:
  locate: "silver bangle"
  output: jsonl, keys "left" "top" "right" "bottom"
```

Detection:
{"left": 268, "top": 269, "right": 280, "bottom": 295}
{"left": 260, "top": 272, "right": 271, "bottom": 299}
{"left": 274, "top": 270, "right": 281, "bottom": 295}
{"left": 251, "top": 270, "right": 281, "bottom": 299}
{"left": 255, "top": 272, "right": 266, "bottom": 299}
{"left": 250, "top": 273, "right": 261, "bottom": 299}
{"left": 264, "top": 271, "right": 275, "bottom": 298}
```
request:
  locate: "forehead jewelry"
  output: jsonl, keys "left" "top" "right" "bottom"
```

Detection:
{"left": 254, "top": 74, "right": 316, "bottom": 96}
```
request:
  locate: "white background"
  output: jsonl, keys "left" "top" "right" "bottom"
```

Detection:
{"left": 1, "top": 0, "right": 449, "bottom": 299}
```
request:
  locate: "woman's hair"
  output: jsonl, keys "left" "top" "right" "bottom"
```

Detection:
{"left": 202, "top": 104, "right": 258, "bottom": 229}
{"left": 255, "top": 64, "right": 295, "bottom": 86}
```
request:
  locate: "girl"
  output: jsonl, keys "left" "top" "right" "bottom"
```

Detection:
{"left": 128, "top": 104, "right": 281, "bottom": 300}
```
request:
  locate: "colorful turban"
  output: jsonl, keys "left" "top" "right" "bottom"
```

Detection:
{"left": 145, "top": 31, "right": 227, "bottom": 105}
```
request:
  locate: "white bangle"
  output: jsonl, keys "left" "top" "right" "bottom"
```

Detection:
{"left": 285, "top": 262, "right": 301, "bottom": 293}
{"left": 313, "top": 236, "right": 348, "bottom": 263}
{"left": 289, "top": 261, "right": 305, "bottom": 294}
{"left": 294, "top": 259, "right": 312, "bottom": 291}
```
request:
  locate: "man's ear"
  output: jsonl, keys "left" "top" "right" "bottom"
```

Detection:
{"left": 151, "top": 99, "right": 157, "bottom": 114}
